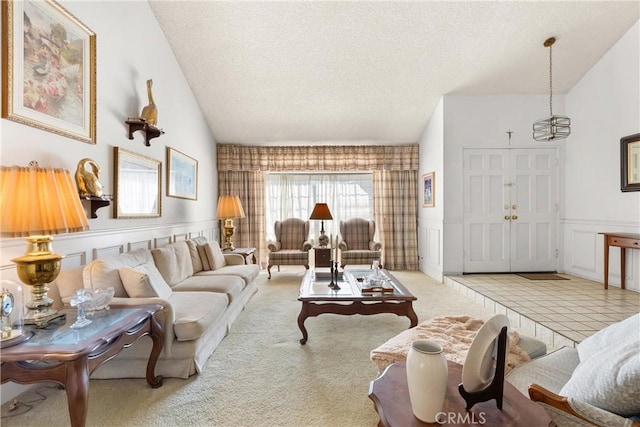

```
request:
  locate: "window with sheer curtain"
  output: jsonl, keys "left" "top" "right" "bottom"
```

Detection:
{"left": 217, "top": 143, "right": 419, "bottom": 270}
{"left": 265, "top": 172, "right": 373, "bottom": 242}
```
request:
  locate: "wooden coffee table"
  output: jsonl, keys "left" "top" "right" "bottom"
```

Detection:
{"left": 297, "top": 269, "right": 418, "bottom": 344}
{"left": 369, "top": 361, "right": 554, "bottom": 426}
{"left": 1, "top": 305, "right": 164, "bottom": 427}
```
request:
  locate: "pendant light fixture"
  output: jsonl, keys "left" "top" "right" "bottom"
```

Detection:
{"left": 533, "top": 37, "right": 571, "bottom": 141}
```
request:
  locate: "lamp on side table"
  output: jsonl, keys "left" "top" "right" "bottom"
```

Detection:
{"left": 216, "top": 195, "right": 245, "bottom": 251}
{"left": 310, "top": 203, "right": 332, "bottom": 247}
{"left": 0, "top": 162, "right": 90, "bottom": 328}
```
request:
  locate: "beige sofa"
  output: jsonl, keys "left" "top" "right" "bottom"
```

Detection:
{"left": 506, "top": 313, "right": 640, "bottom": 426}
{"left": 49, "top": 237, "right": 259, "bottom": 379}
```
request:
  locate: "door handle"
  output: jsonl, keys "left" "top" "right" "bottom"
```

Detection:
{"left": 505, "top": 215, "right": 511, "bottom": 220}
{"left": 512, "top": 215, "right": 518, "bottom": 220}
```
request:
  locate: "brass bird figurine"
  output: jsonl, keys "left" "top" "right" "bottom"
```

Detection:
{"left": 75, "top": 158, "right": 104, "bottom": 198}
{"left": 140, "top": 79, "right": 158, "bottom": 126}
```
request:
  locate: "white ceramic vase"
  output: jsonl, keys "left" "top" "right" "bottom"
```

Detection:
{"left": 406, "top": 340, "right": 448, "bottom": 423}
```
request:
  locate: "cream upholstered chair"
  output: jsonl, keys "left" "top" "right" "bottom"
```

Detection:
{"left": 267, "top": 218, "right": 313, "bottom": 279}
{"left": 338, "top": 218, "right": 382, "bottom": 268}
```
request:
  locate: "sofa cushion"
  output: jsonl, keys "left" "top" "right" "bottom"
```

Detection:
{"left": 196, "top": 264, "right": 260, "bottom": 286}
{"left": 170, "top": 292, "right": 228, "bottom": 341}
{"left": 186, "top": 240, "right": 204, "bottom": 273}
{"left": 83, "top": 248, "right": 155, "bottom": 297}
{"left": 559, "top": 339, "right": 640, "bottom": 417}
{"left": 53, "top": 266, "right": 85, "bottom": 305}
{"left": 172, "top": 275, "right": 245, "bottom": 303}
{"left": 577, "top": 313, "right": 639, "bottom": 362}
{"left": 151, "top": 242, "right": 194, "bottom": 286}
{"left": 119, "top": 262, "right": 172, "bottom": 300}
{"left": 191, "top": 236, "right": 208, "bottom": 246}
{"left": 197, "top": 242, "right": 226, "bottom": 270}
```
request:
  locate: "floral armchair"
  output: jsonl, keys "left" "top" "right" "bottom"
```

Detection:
{"left": 338, "top": 218, "right": 382, "bottom": 268}
{"left": 267, "top": 218, "right": 313, "bottom": 279}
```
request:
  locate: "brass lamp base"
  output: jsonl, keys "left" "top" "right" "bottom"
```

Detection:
{"left": 223, "top": 218, "right": 237, "bottom": 251}
{"left": 12, "top": 236, "right": 66, "bottom": 328}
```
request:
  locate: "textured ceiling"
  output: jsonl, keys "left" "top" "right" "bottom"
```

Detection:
{"left": 149, "top": 1, "right": 639, "bottom": 144}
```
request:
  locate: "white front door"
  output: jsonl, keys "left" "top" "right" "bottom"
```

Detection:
{"left": 463, "top": 148, "right": 558, "bottom": 273}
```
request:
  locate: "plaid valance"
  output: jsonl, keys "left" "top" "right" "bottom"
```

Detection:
{"left": 217, "top": 144, "right": 419, "bottom": 172}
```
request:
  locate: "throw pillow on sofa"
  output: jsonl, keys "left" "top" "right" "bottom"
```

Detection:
{"left": 151, "top": 242, "right": 194, "bottom": 286}
{"left": 559, "top": 338, "right": 640, "bottom": 417}
{"left": 119, "top": 262, "right": 172, "bottom": 299}
{"left": 197, "top": 242, "right": 226, "bottom": 270}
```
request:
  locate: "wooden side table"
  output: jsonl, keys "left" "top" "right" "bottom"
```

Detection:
{"left": 225, "top": 247, "right": 257, "bottom": 264}
{"left": 369, "top": 361, "right": 554, "bottom": 427}
{"left": 599, "top": 232, "right": 640, "bottom": 289}
{"left": 1, "top": 305, "right": 164, "bottom": 427}
{"left": 314, "top": 246, "right": 332, "bottom": 268}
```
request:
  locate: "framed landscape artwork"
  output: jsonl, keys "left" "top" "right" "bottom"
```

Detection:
{"left": 1, "top": 0, "right": 96, "bottom": 143}
{"left": 167, "top": 147, "right": 198, "bottom": 200}
{"left": 423, "top": 172, "right": 435, "bottom": 207}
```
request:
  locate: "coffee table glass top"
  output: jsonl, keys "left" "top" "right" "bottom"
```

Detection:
{"left": 299, "top": 269, "right": 415, "bottom": 301}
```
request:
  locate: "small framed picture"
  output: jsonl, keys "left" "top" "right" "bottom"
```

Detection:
{"left": 422, "top": 172, "right": 435, "bottom": 207}
{"left": 167, "top": 147, "right": 198, "bottom": 200}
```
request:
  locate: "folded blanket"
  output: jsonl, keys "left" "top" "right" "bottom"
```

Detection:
{"left": 370, "top": 315, "right": 531, "bottom": 373}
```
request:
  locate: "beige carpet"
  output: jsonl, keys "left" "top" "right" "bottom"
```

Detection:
{"left": 1, "top": 268, "right": 493, "bottom": 427}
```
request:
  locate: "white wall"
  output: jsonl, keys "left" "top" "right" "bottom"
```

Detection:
{"left": 417, "top": 19, "right": 640, "bottom": 291}
{"left": 418, "top": 98, "right": 444, "bottom": 280}
{"left": 440, "top": 94, "right": 563, "bottom": 275}
{"left": 562, "top": 21, "right": 640, "bottom": 290}
{"left": 0, "top": 1, "right": 218, "bottom": 403}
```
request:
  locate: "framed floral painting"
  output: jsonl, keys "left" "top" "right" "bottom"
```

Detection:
{"left": 2, "top": 0, "right": 96, "bottom": 143}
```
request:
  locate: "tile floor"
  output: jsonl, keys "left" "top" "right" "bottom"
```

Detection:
{"left": 444, "top": 273, "right": 640, "bottom": 350}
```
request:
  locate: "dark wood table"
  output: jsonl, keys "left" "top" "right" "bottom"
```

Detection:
{"left": 297, "top": 269, "right": 418, "bottom": 344}
{"left": 224, "top": 247, "right": 257, "bottom": 264}
{"left": 599, "top": 232, "right": 640, "bottom": 289}
{"left": 369, "top": 361, "right": 555, "bottom": 427}
{"left": 1, "top": 305, "right": 164, "bottom": 427}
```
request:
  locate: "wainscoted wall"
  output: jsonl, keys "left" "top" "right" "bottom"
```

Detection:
{"left": 419, "top": 220, "right": 443, "bottom": 282}
{"left": 562, "top": 220, "right": 640, "bottom": 291}
{"left": 0, "top": 221, "right": 219, "bottom": 284}
{"left": 0, "top": 220, "right": 219, "bottom": 402}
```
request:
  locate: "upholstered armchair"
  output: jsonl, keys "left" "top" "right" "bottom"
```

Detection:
{"left": 338, "top": 218, "right": 382, "bottom": 268}
{"left": 267, "top": 218, "right": 313, "bottom": 279}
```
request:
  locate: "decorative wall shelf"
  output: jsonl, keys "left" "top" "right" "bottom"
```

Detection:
{"left": 125, "top": 118, "right": 165, "bottom": 146}
{"left": 80, "top": 196, "right": 111, "bottom": 219}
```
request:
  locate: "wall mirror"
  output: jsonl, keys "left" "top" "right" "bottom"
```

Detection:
{"left": 620, "top": 133, "right": 640, "bottom": 192}
{"left": 114, "top": 147, "right": 162, "bottom": 218}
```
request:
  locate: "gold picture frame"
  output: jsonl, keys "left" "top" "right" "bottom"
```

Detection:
{"left": 2, "top": 0, "right": 96, "bottom": 143}
{"left": 114, "top": 147, "right": 162, "bottom": 219}
{"left": 167, "top": 147, "right": 198, "bottom": 200}
{"left": 422, "top": 172, "right": 435, "bottom": 207}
